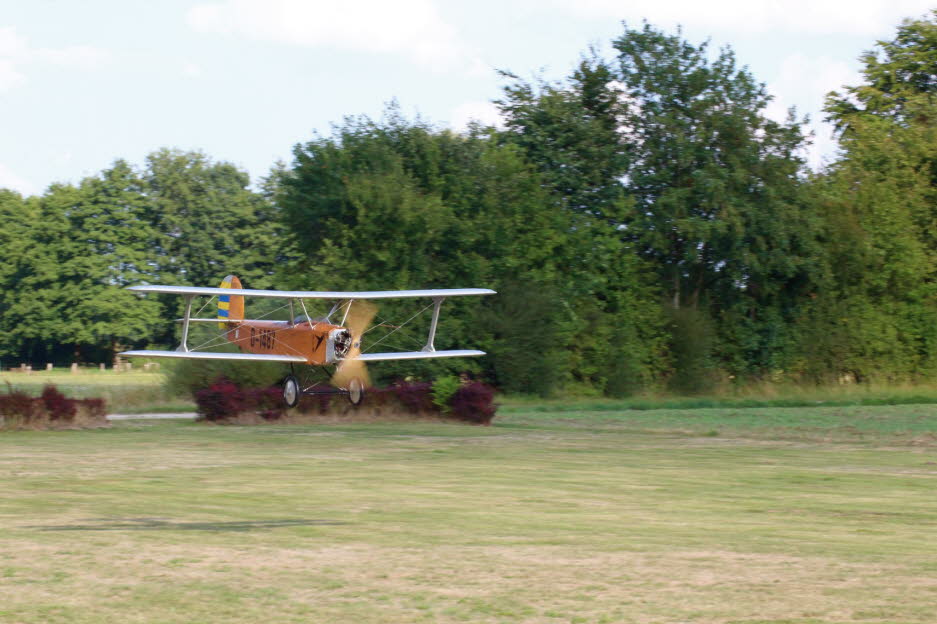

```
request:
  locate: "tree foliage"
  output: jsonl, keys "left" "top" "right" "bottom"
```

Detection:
{"left": 805, "top": 10, "right": 937, "bottom": 382}
{"left": 0, "top": 152, "right": 279, "bottom": 364}
{"left": 2, "top": 16, "right": 936, "bottom": 393}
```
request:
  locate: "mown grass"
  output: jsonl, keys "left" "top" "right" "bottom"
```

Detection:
{"left": 1, "top": 404, "right": 936, "bottom": 623}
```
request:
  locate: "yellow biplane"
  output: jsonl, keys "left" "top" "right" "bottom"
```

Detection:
{"left": 121, "top": 276, "right": 495, "bottom": 406}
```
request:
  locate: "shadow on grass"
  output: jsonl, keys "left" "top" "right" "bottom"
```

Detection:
{"left": 24, "top": 517, "right": 347, "bottom": 532}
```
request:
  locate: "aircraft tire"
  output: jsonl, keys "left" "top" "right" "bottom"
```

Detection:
{"left": 347, "top": 378, "right": 365, "bottom": 406}
{"left": 283, "top": 375, "right": 300, "bottom": 408}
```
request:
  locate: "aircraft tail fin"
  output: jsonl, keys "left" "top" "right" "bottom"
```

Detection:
{"left": 218, "top": 275, "right": 245, "bottom": 327}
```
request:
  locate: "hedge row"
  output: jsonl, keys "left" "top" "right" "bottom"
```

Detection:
{"left": 195, "top": 377, "right": 497, "bottom": 425}
{"left": 0, "top": 385, "right": 108, "bottom": 430}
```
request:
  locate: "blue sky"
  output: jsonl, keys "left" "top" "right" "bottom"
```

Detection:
{"left": 1, "top": 0, "right": 933, "bottom": 196}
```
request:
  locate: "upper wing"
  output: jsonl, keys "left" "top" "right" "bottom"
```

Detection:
{"left": 128, "top": 285, "right": 496, "bottom": 299}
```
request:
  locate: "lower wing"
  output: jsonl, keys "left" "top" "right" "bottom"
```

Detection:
{"left": 356, "top": 350, "right": 485, "bottom": 361}
{"left": 119, "top": 350, "right": 307, "bottom": 363}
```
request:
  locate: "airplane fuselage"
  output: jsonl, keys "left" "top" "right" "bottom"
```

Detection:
{"left": 224, "top": 320, "right": 350, "bottom": 365}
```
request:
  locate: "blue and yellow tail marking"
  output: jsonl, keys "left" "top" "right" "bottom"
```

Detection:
{"left": 218, "top": 275, "right": 243, "bottom": 328}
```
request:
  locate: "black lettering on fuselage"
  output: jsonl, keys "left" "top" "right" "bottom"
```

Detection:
{"left": 249, "top": 327, "right": 276, "bottom": 350}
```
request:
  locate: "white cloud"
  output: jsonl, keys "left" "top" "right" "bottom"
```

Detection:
{"left": 0, "top": 26, "right": 109, "bottom": 90}
{"left": 0, "top": 163, "right": 36, "bottom": 196}
{"left": 183, "top": 62, "right": 202, "bottom": 77}
{"left": 186, "top": 0, "right": 477, "bottom": 71}
{"left": 0, "top": 59, "right": 24, "bottom": 91}
{"left": 450, "top": 100, "right": 505, "bottom": 132}
{"left": 0, "top": 26, "right": 28, "bottom": 57}
{"left": 549, "top": 0, "right": 934, "bottom": 37}
{"left": 35, "top": 45, "right": 110, "bottom": 70}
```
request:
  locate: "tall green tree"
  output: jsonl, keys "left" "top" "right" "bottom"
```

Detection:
{"left": 827, "top": 9, "right": 937, "bottom": 132}
{"left": 613, "top": 23, "right": 813, "bottom": 315}
{"left": 279, "top": 109, "right": 574, "bottom": 390}
{"left": 1, "top": 164, "right": 161, "bottom": 363}
{"left": 142, "top": 148, "right": 287, "bottom": 346}
{"left": 144, "top": 148, "right": 284, "bottom": 290}
{"left": 496, "top": 58, "right": 668, "bottom": 393}
{"left": 497, "top": 24, "right": 816, "bottom": 382}
{"left": 802, "top": 10, "right": 937, "bottom": 382}
{"left": 0, "top": 190, "right": 44, "bottom": 363}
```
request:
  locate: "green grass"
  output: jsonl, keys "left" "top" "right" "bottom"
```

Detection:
{"left": 2, "top": 404, "right": 937, "bottom": 622}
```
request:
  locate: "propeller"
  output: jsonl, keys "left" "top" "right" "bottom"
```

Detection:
{"left": 331, "top": 299, "right": 377, "bottom": 390}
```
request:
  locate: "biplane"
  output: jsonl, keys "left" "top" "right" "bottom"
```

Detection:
{"left": 120, "top": 276, "right": 496, "bottom": 407}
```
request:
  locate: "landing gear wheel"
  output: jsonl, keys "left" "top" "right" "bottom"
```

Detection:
{"left": 283, "top": 375, "right": 300, "bottom": 408}
{"left": 347, "top": 378, "right": 365, "bottom": 406}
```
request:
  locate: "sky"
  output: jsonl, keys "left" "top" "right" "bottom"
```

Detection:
{"left": 1, "top": 0, "right": 934, "bottom": 196}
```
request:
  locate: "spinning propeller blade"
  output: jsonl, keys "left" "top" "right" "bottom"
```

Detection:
{"left": 332, "top": 300, "right": 377, "bottom": 389}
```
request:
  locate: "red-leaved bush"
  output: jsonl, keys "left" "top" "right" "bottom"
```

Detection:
{"left": 0, "top": 385, "right": 107, "bottom": 428}
{"left": 392, "top": 382, "right": 434, "bottom": 412}
{"left": 194, "top": 378, "right": 286, "bottom": 421}
{"left": 190, "top": 377, "right": 498, "bottom": 425}
{"left": 41, "top": 385, "right": 77, "bottom": 421}
{"left": 194, "top": 378, "right": 244, "bottom": 421}
{"left": 0, "top": 390, "right": 38, "bottom": 419}
{"left": 450, "top": 382, "right": 497, "bottom": 425}
{"left": 247, "top": 386, "right": 285, "bottom": 420}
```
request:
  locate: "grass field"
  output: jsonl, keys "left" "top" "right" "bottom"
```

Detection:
{"left": 2, "top": 404, "right": 937, "bottom": 623}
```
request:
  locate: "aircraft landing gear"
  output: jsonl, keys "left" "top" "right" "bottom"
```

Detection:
{"left": 347, "top": 378, "right": 365, "bottom": 406}
{"left": 281, "top": 370, "right": 364, "bottom": 408}
{"left": 282, "top": 375, "right": 300, "bottom": 408}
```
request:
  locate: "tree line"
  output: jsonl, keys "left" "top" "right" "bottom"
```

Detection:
{"left": 1, "top": 14, "right": 935, "bottom": 394}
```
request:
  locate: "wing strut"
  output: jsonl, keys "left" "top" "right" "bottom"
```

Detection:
{"left": 177, "top": 294, "right": 195, "bottom": 352}
{"left": 422, "top": 297, "right": 444, "bottom": 353}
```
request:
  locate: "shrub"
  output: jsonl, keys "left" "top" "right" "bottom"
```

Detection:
{"left": 194, "top": 378, "right": 245, "bottom": 421}
{"left": 0, "top": 390, "right": 38, "bottom": 419}
{"left": 0, "top": 385, "right": 107, "bottom": 429}
{"left": 194, "top": 378, "right": 288, "bottom": 421}
{"left": 450, "top": 382, "right": 497, "bottom": 425}
{"left": 431, "top": 376, "right": 461, "bottom": 414}
{"left": 40, "top": 385, "right": 77, "bottom": 421}
{"left": 667, "top": 306, "right": 718, "bottom": 395}
{"left": 392, "top": 381, "right": 434, "bottom": 412}
{"left": 187, "top": 377, "right": 498, "bottom": 424}
{"left": 247, "top": 386, "right": 285, "bottom": 420}
{"left": 365, "top": 386, "right": 395, "bottom": 408}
